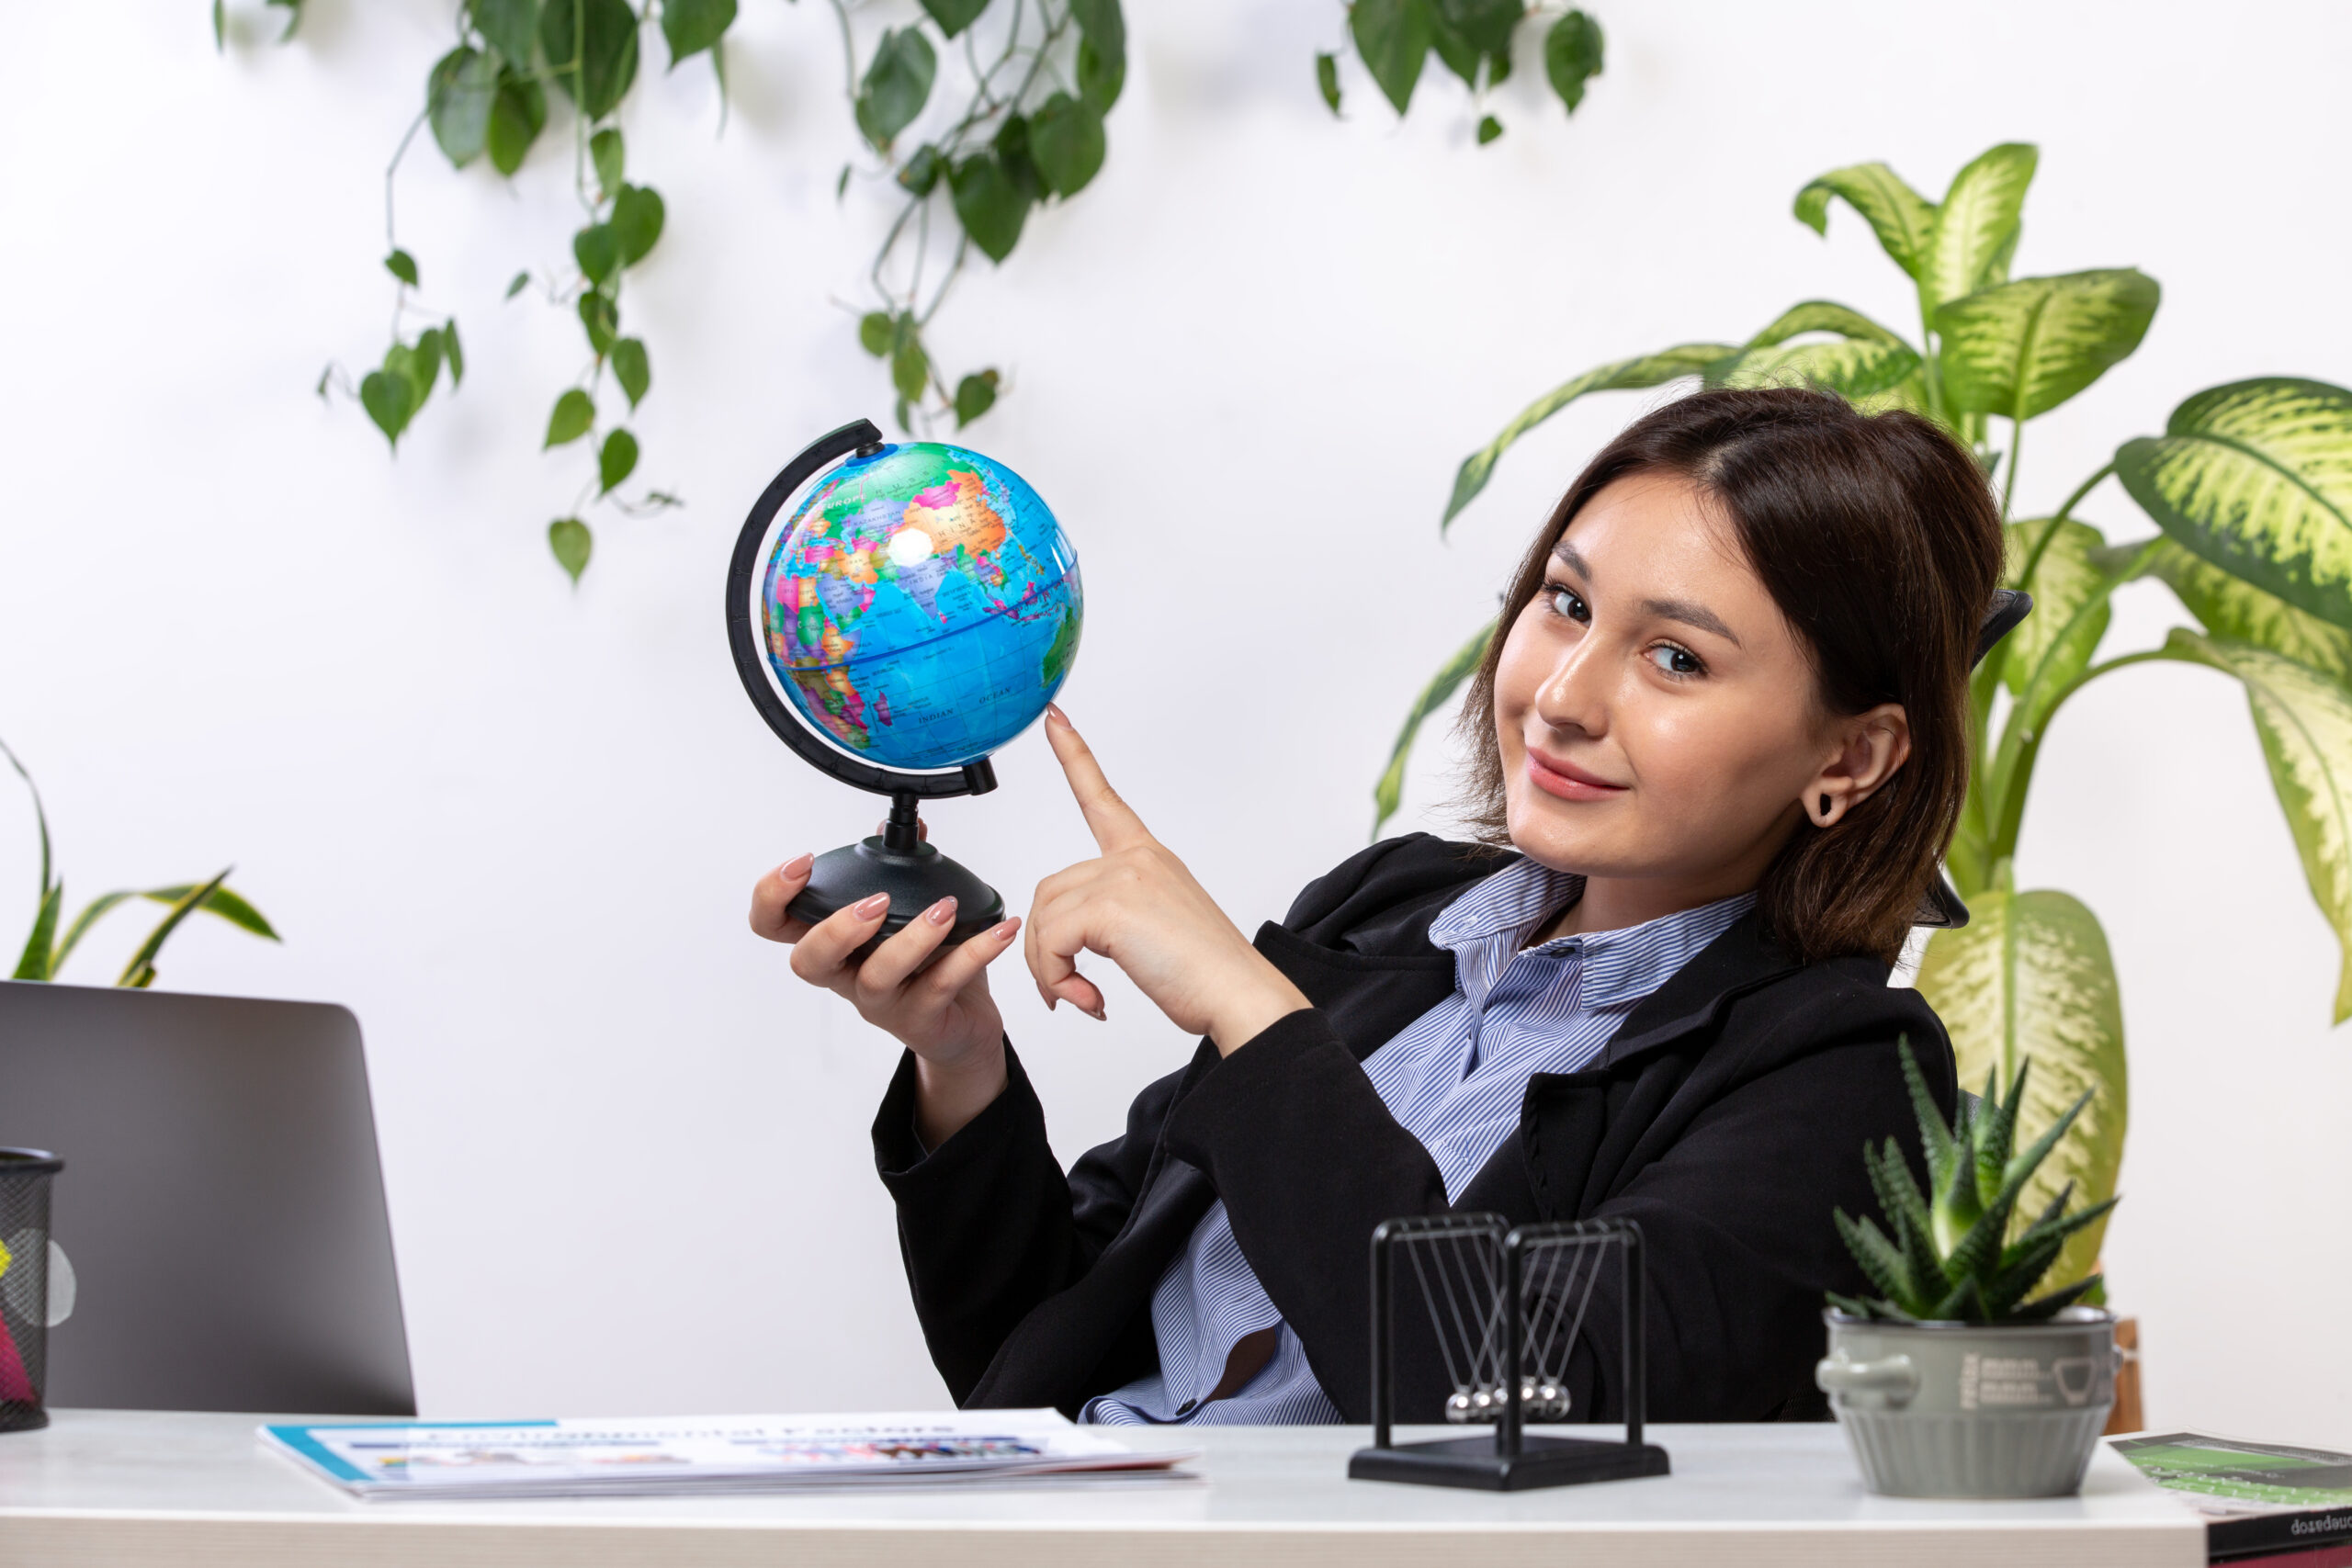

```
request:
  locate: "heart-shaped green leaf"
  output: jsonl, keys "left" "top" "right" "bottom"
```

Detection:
{"left": 891, "top": 332, "right": 931, "bottom": 403}
{"left": 1078, "top": 34, "right": 1124, "bottom": 115}
{"left": 858, "top": 313, "right": 894, "bottom": 358}
{"left": 589, "top": 127, "right": 624, "bottom": 197}
{"left": 660, "top": 0, "right": 734, "bottom": 65}
{"left": 611, "top": 336, "right": 649, "bottom": 407}
{"left": 359, "top": 369, "right": 415, "bottom": 447}
{"left": 1937, "top": 269, "right": 2159, "bottom": 423}
{"left": 486, "top": 69, "right": 547, "bottom": 175}
{"left": 1793, "top": 161, "right": 1938, "bottom": 281}
{"left": 854, "top": 28, "right": 936, "bottom": 152}
{"left": 610, "top": 184, "right": 664, "bottom": 265}
{"left": 428, "top": 46, "right": 499, "bottom": 167}
{"left": 2116, "top": 378, "right": 2352, "bottom": 632}
{"left": 955, "top": 368, "right": 1000, "bottom": 428}
{"left": 572, "top": 223, "right": 620, "bottom": 285}
{"left": 1026, "top": 92, "right": 1105, "bottom": 198}
{"left": 598, "top": 428, "right": 639, "bottom": 493}
{"left": 948, "top": 152, "right": 1031, "bottom": 263}
{"left": 1915, "top": 887, "right": 2124, "bottom": 1292}
{"left": 1920, "top": 143, "right": 2037, "bottom": 315}
{"left": 548, "top": 517, "right": 593, "bottom": 582}
{"left": 1069, "top": 0, "right": 1123, "bottom": 58}
{"left": 918, "top": 0, "right": 989, "bottom": 38}
{"left": 1543, "top": 9, "right": 1601, "bottom": 115}
{"left": 540, "top": 0, "right": 639, "bottom": 120}
{"left": 1351, "top": 0, "right": 1433, "bottom": 115}
{"left": 384, "top": 248, "right": 419, "bottom": 288}
{"left": 474, "top": 0, "right": 539, "bottom": 67}
{"left": 898, "top": 144, "right": 944, "bottom": 197}
{"left": 2164, "top": 629, "right": 2352, "bottom": 1021}
{"left": 1443, "top": 343, "right": 1736, "bottom": 530}
{"left": 545, "top": 388, "right": 594, "bottom": 447}
{"left": 441, "top": 318, "right": 464, "bottom": 386}
{"left": 578, "top": 291, "right": 617, "bottom": 355}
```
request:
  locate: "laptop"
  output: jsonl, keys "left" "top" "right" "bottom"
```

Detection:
{"left": 0, "top": 980, "right": 414, "bottom": 1415}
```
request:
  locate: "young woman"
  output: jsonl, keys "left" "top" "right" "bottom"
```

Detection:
{"left": 752, "top": 387, "right": 2007, "bottom": 1424}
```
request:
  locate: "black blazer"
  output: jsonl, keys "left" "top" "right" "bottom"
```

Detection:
{"left": 871, "top": 832, "right": 1957, "bottom": 1423}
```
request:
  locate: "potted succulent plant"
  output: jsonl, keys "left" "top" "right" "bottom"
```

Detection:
{"left": 1815, "top": 1040, "right": 2121, "bottom": 1498}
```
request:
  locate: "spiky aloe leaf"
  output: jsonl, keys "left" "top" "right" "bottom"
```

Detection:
{"left": 1927, "top": 1275, "right": 1989, "bottom": 1324}
{"left": 1825, "top": 1290, "right": 1887, "bottom": 1321}
{"left": 1973, "top": 1060, "right": 2026, "bottom": 1208}
{"left": 1878, "top": 1145, "right": 1944, "bottom": 1312}
{"left": 1984, "top": 1232, "right": 2066, "bottom": 1317}
{"left": 1896, "top": 1037, "right": 1957, "bottom": 1196}
{"left": 2006, "top": 1194, "right": 2120, "bottom": 1266}
{"left": 2007, "top": 1275, "right": 2102, "bottom": 1323}
{"left": 1834, "top": 1208, "right": 1910, "bottom": 1306}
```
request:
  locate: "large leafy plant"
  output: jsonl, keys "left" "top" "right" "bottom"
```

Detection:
{"left": 1316, "top": 1, "right": 1603, "bottom": 147}
{"left": 5, "top": 739, "right": 278, "bottom": 988}
{"left": 1830, "top": 1039, "right": 2116, "bottom": 1324}
{"left": 224, "top": 0, "right": 1125, "bottom": 582}
{"left": 1392, "top": 141, "right": 2352, "bottom": 1296}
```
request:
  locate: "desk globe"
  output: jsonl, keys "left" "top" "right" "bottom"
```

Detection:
{"left": 726, "top": 420, "right": 1082, "bottom": 957}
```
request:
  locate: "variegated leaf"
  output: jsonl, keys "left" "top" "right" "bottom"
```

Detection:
{"left": 1741, "top": 299, "right": 1912, "bottom": 350}
{"left": 1793, "top": 161, "right": 1938, "bottom": 280}
{"left": 1372, "top": 618, "right": 1498, "bottom": 836}
{"left": 1706, "top": 336, "right": 1920, "bottom": 399}
{"left": 1442, "top": 344, "right": 1733, "bottom": 530}
{"left": 1914, "top": 887, "right": 2124, "bottom": 1291}
{"left": 2163, "top": 629, "right": 2352, "bottom": 1021}
{"left": 1854, "top": 367, "right": 1933, "bottom": 419}
{"left": 1920, "top": 143, "right": 2037, "bottom": 317}
{"left": 1937, "top": 269, "right": 2160, "bottom": 422}
{"left": 1999, "top": 518, "right": 2111, "bottom": 701}
{"left": 2115, "top": 378, "right": 2352, "bottom": 632}
{"left": 2140, "top": 536, "right": 2352, "bottom": 685}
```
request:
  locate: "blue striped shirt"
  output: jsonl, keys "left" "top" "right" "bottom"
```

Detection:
{"left": 1082, "top": 854, "right": 1754, "bottom": 1426}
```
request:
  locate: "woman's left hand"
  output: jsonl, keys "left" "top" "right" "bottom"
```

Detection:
{"left": 1025, "top": 705, "right": 1310, "bottom": 1055}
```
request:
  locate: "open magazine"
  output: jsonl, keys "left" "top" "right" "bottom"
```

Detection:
{"left": 2110, "top": 1432, "right": 2352, "bottom": 1560}
{"left": 262, "top": 1409, "right": 1201, "bottom": 1500}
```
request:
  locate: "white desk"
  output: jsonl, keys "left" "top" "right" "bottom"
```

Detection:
{"left": 0, "top": 1410, "right": 2204, "bottom": 1567}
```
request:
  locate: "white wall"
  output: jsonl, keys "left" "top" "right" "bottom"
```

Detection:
{"left": 3, "top": 0, "right": 2347, "bottom": 1441}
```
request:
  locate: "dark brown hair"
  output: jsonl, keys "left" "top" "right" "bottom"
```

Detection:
{"left": 1455, "top": 386, "right": 2004, "bottom": 965}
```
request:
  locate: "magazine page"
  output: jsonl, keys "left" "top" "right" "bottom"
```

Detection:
{"left": 2110, "top": 1432, "right": 2352, "bottom": 1517}
{"left": 261, "top": 1410, "right": 1199, "bottom": 1498}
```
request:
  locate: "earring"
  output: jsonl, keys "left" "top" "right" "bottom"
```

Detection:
{"left": 1817, "top": 793, "right": 1834, "bottom": 821}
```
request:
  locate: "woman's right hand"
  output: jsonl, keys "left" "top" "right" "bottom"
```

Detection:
{"left": 750, "top": 848, "right": 1023, "bottom": 1146}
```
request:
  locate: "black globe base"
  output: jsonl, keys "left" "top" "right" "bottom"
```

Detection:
{"left": 786, "top": 793, "right": 1007, "bottom": 965}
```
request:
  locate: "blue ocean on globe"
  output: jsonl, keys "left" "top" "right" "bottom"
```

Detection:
{"left": 761, "top": 441, "right": 1082, "bottom": 772}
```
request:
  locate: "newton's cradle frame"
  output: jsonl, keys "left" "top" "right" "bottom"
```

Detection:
{"left": 1349, "top": 1215, "right": 1670, "bottom": 1492}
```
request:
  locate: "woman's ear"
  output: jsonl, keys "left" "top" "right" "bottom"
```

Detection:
{"left": 1803, "top": 703, "right": 1911, "bottom": 829}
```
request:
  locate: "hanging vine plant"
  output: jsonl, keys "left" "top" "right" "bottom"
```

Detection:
{"left": 1317, "top": 0, "right": 1601, "bottom": 145}
{"left": 222, "top": 0, "right": 1125, "bottom": 582}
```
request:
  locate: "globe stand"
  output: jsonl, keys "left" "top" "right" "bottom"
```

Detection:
{"left": 727, "top": 419, "right": 1010, "bottom": 965}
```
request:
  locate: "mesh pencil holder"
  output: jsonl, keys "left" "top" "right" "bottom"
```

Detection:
{"left": 0, "top": 1148, "right": 62, "bottom": 1433}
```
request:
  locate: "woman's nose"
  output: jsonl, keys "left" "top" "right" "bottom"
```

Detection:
{"left": 1533, "top": 638, "right": 1610, "bottom": 737}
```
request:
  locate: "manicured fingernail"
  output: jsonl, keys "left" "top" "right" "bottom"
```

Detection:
{"left": 854, "top": 892, "right": 890, "bottom": 919}
{"left": 994, "top": 918, "right": 1021, "bottom": 941}
{"left": 1046, "top": 702, "right": 1069, "bottom": 727}
{"left": 1087, "top": 1004, "right": 1107, "bottom": 1022}
{"left": 926, "top": 897, "right": 957, "bottom": 926}
{"left": 780, "top": 852, "right": 812, "bottom": 878}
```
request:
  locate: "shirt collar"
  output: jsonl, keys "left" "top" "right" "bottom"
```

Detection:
{"left": 1428, "top": 854, "right": 1759, "bottom": 1011}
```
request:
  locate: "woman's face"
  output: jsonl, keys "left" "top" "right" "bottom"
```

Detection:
{"left": 1492, "top": 471, "right": 1906, "bottom": 904}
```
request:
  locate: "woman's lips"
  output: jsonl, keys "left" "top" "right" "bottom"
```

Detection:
{"left": 1525, "top": 748, "right": 1629, "bottom": 802}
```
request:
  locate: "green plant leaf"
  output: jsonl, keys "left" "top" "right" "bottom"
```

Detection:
{"left": 572, "top": 223, "right": 620, "bottom": 285}
{"left": 1351, "top": 0, "right": 1433, "bottom": 115}
{"left": 1920, "top": 142, "right": 2037, "bottom": 315}
{"left": 1476, "top": 114, "right": 1502, "bottom": 145}
{"left": 955, "top": 368, "right": 1001, "bottom": 428}
{"left": 2139, "top": 537, "right": 2352, "bottom": 684}
{"left": 1999, "top": 518, "right": 2111, "bottom": 701}
{"left": 590, "top": 126, "right": 625, "bottom": 197}
{"left": 486, "top": 69, "right": 548, "bottom": 175}
{"left": 598, "top": 428, "right": 639, "bottom": 493}
{"left": 1434, "top": 0, "right": 1522, "bottom": 60}
{"left": 1915, "top": 887, "right": 2125, "bottom": 1292}
{"left": 1705, "top": 337, "right": 1921, "bottom": 399}
{"left": 13, "top": 882, "right": 59, "bottom": 982}
{"left": 1372, "top": 617, "right": 1497, "bottom": 835}
{"left": 1316, "top": 51, "right": 1342, "bottom": 113}
{"left": 540, "top": 0, "right": 640, "bottom": 119}
{"left": 1937, "top": 269, "right": 2160, "bottom": 423}
{"left": 612, "top": 336, "right": 650, "bottom": 407}
{"left": 949, "top": 153, "right": 1031, "bottom": 263}
{"left": 1543, "top": 10, "right": 1602, "bottom": 115}
{"left": 442, "top": 319, "right": 464, "bottom": 386}
{"left": 1443, "top": 344, "right": 1734, "bottom": 530}
{"left": 2115, "top": 378, "right": 2352, "bottom": 633}
{"left": 506, "top": 271, "right": 532, "bottom": 301}
{"left": 2163, "top": 628, "right": 2352, "bottom": 1021}
{"left": 660, "top": 0, "right": 734, "bottom": 64}
{"left": 548, "top": 517, "right": 593, "bottom": 582}
{"left": 855, "top": 27, "right": 936, "bottom": 153}
{"left": 892, "top": 332, "right": 931, "bottom": 403}
{"left": 474, "top": 0, "right": 540, "bottom": 67}
{"left": 1793, "top": 162, "right": 1938, "bottom": 282}
{"left": 918, "top": 0, "right": 989, "bottom": 38}
{"left": 545, "top": 388, "right": 595, "bottom": 446}
{"left": 428, "top": 47, "right": 500, "bottom": 167}
{"left": 51, "top": 890, "right": 137, "bottom": 976}
{"left": 359, "top": 369, "right": 415, "bottom": 447}
{"left": 1740, "top": 299, "right": 1912, "bottom": 350}
{"left": 1070, "top": 0, "right": 1125, "bottom": 59}
{"left": 578, "top": 291, "right": 617, "bottom": 355}
{"left": 2, "top": 736, "right": 57, "bottom": 978}
{"left": 384, "top": 249, "right": 420, "bottom": 288}
{"left": 117, "top": 868, "right": 232, "bottom": 989}
{"left": 610, "top": 184, "right": 665, "bottom": 265}
{"left": 1070, "top": 0, "right": 1125, "bottom": 110}
{"left": 898, "top": 144, "right": 944, "bottom": 197}
{"left": 1026, "top": 92, "right": 1105, "bottom": 198}
{"left": 138, "top": 883, "right": 278, "bottom": 940}
{"left": 858, "top": 312, "right": 895, "bottom": 358}
{"left": 993, "top": 114, "right": 1044, "bottom": 202}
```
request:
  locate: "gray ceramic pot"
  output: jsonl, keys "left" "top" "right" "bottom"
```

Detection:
{"left": 1815, "top": 1306, "right": 2118, "bottom": 1498}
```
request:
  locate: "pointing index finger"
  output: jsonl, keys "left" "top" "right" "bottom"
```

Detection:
{"left": 1044, "top": 705, "right": 1152, "bottom": 852}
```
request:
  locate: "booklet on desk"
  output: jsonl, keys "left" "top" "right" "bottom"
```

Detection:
{"left": 261, "top": 1409, "right": 1200, "bottom": 1500}
{"left": 2109, "top": 1432, "right": 2352, "bottom": 1562}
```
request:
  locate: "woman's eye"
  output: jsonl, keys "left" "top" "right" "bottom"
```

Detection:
{"left": 1545, "top": 584, "right": 1589, "bottom": 624}
{"left": 1647, "top": 644, "right": 1703, "bottom": 677}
